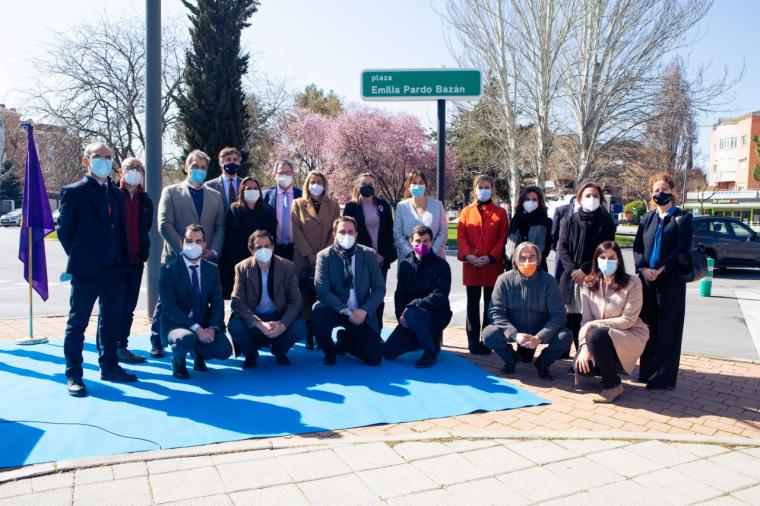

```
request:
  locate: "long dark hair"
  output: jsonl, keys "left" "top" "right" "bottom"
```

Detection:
{"left": 233, "top": 177, "right": 263, "bottom": 209}
{"left": 585, "top": 241, "right": 630, "bottom": 291}
{"left": 515, "top": 186, "right": 546, "bottom": 213}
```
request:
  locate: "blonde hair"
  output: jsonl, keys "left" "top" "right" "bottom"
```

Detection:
{"left": 302, "top": 170, "right": 328, "bottom": 198}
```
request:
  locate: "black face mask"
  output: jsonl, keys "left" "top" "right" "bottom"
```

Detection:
{"left": 359, "top": 184, "right": 375, "bottom": 198}
{"left": 223, "top": 163, "right": 240, "bottom": 175}
{"left": 652, "top": 191, "right": 674, "bottom": 206}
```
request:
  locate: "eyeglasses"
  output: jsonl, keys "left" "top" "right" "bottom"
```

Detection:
{"left": 91, "top": 154, "right": 113, "bottom": 160}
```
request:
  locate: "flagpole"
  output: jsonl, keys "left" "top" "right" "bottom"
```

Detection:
{"left": 16, "top": 197, "right": 48, "bottom": 346}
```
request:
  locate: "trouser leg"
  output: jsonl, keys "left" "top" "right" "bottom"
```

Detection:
{"left": 118, "top": 265, "right": 143, "bottom": 349}
{"left": 376, "top": 267, "right": 388, "bottom": 333}
{"left": 654, "top": 276, "right": 686, "bottom": 387}
{"left": 585, "top": 327, "right": 621, "bottom": 389}
{"left": 274, "top": 243, "right": 294, "bottom": 261}
{"left": 312, "top": 306, "right": 341, "bottom": 359}
{"left": 638, "top": 276, "right": 659, "bottom": 381}
{"left": 566, "top": 313, "right": 582, "bottom": 353}
{"left": 481, "top": 286, "right": 494, "bottom": 329}
{"left": 482, "top": 325, "right": 515, "bottom": 369}
{"left": 383, "top": 326, "right": 420, "bottom": 359}
{"left": 536, "top": 327, "right": 572, "bottom": 368}
{"left": 196, "top": 332, "right": 233, "bottom": 361}
{"left": 344, "top": 321, "right": 384, "bottom": 366}
{"left": 168, "top": 328, "right": 197, "bottom": 366}
{"left": 150, "top": 297, "right": 163, "bottom": 349}
{"left": 271, "top": 319, "right": 306, "bottom": 357}
{"left": 64, "top": 275, "right": 100, "bottom": 379}
{"left": 465, "top": 286, "right": 483, "bottom": 343}
{"left": 228, "top": 315, "right": 256, "bottom": 357}
{"left": 97, "top": 265, "right": 125, "bottom": 369}
{"left": 403, "top": 307, "right": 437, "bottom": 354}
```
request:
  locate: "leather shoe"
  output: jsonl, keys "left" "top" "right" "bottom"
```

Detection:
{"left": 117, "top": 348, "right": 146, "bottom": 364}
{"left": 323, "top": 355, "right": 336, "bottom": 366}
{"left": 468, "top": 341, "right": 492, "bottom": 355}
{"left": 415, "top": 351, "right": 438, "bottom": 368}
{"left": 101, "top": 365, "right": 138, "bottom": 383}
{"left": 593, "top": 384, "right": 624, "bottom": 403}
{"left": 275, "top": 354, "right": 291, "bottom": 366}
{"left": 172, "top": 359, "right": 190, "bottom": 379}
{"left": 533, "top": 359, "right": 553, "bottom": 380}
{"left": 305, "top": 334, "right": 315, "bottom": 351}
{"left": 67, "top": 377, "right": 87, "bottom": 397}
{"left": 193, "top": 356, "right": 208, "bottom": 372}
{"left": 243, "top": 354, "right": 258, "bottom": 369}
{"left": 150, "top": 347, "right": 165, "bottom": 359}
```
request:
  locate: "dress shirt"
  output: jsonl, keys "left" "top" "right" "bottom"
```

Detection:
{"left": 275, "top": 186, "right": 294, "bottom": 244}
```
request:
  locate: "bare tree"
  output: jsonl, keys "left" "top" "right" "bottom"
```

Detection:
{"left": 26, "top": 14, "right": 185, "bottom": 166}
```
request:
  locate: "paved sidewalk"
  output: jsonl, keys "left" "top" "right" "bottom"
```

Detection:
{"left": 1, "top": 436, "right": 759, "bottom": 505}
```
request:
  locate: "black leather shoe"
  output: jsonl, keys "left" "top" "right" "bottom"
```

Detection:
{"left": 415, "top": 351, "right": 438, "bottom": 368}
{"left": 193, "top": 356, "right": 208, "bottom": 372}
{"left": 117, "top": 348, "right": 146, "bottom": 364}
{"left": 323, "top": 355, "right": 336, "bottom": 366}
{"left": 101, "top": 365, "right": 138, "bottom": 383}
{"left": 243, "top": 354, "right": 258, "bottom": 369}
{"left": 645, "top": 368, "right": 673, "bottom": 390}
{"left": 150, "top": 347, "right": 165, "bottom": 359}
{"left": 533, "top": 359, "right": 553, "bottom": 380}
{"left": 499, "top": 363, "right": 516, "bottom": 374}
{"left": 172, "top": 359, "right": 190, "bottom": 379}
{"left": 275, "top": 354, "right": 291, "bottom": 366}
{"left": 468, "top": 341, "right": 492, "bottom": 355}
{"left": 67, "top": 377, "right": 87, "bottom": 397}
{"left": 305, "top": 334, "right": 315, "bottom": 351}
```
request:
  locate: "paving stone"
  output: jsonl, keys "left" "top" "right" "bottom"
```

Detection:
{"left": 0, "top": 480, "right": 32, "bottom": 499}
{"left": 30, "top": 472, "right": 74, "bottom": 492}
{"left": 149, "top": 467, "right": 226, "bottom": 504}
{"left": 448, "top": 477, "right": 531, "bottom": 505}
{"left": 541, "top": 491, "right": 604, "bottom": 505}
{"left": 708, "top": 451, "right": 760, "bottom": 480}
{"left": 634, "top": 468, "right": 722, "bottom": 505}
{"left": 589, "top": 479, "right": 670, "bottom": 506}
{"left": 163, "top": 494, "right": 232, "bottom": 505}
{"left": 554, "top": 439, "right": 628, "bottom": 455}
{"left": 498, "top": 466, "right": 584, "bottom": 502}
{"left": 74, "top": 466, "right": 114, "bottom": 485}
{"left": 386, "top": 488, "right": 461, "bottom": 506}
{"left": 586, "top": 447, "right": 663, "bottom": 478}
{"left": 698, "top": 496, "right": 749, "bottom": 506}
{"left": 230, "top": 484, "right": 307, "bottom": 505}
{"left": 670, "top": 443, "right": 731, "bottom": 459}
{"left": 334, "top": 442, "right": 405, "bottom": 471}
{"left": 73, "top": 476, "right": 151, "bottom": 506}
{"left": 444, "top": 439, "right": 498, "bottom": 452}
{"left": 731, "top": 484, "right": 760, "bottom": 504}
{"left": 626, "top": 441, "right": 699, "bottom": 468}
{"left": 147, "top": 455, "right": 215, "bottom": 475}
{"left": 217, "top": 458, "right": 291, "bottom": 492}
{"left": 506, "top": 440, "right": 577, "bottom": 465}
{"left": 412, "top": 452, "right": 490, "bottom": 485}
{"left": 277, "top": 449, "right": 351, "bottom": 482}
{"left": 460, "top": 445, "right": 535, "bottom": 474}
{"left": 739, "top": 447, "right": 760, "bottom": 459}
{"left": 112, "top": 462, "right": 148, "bottom": 480}
{"left": 0, "top": 488, "right": 71, "bottom": 506}
{"left": 671, "top": 459, "right": 756, "bottom": 493}
{"left": 392, "top": 441, "right": 451, "bottom": 461}
{"left": 358, "top": 463, "right": 438, "bottom": 499}
{"left": 297, "top": 473, "right": 379, "bottom": 505}
{"left": 544, "top": 456, "right": 624, "bottom": 489}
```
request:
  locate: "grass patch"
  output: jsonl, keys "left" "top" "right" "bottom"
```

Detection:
{"left": 45, "top": 230, "right": 58, "bottom": 240}
{"left": 447, "top": 222, "right": 458, "bottom": 248}
{"left": 615, "top": 234, "right": 634, "bottom": 248}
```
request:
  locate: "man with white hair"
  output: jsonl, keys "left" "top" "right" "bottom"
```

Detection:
{"left": 57, "top": 142, "right": 137, "bottom": 396}
{"left": 149, "top": 149, "right": 225, "bottom": 358}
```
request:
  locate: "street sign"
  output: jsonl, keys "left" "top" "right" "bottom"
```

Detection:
{"left": 361, "top": 68, "right": 482, "bottom": 101}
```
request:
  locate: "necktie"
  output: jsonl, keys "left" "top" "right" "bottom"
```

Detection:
{"left": 190, "top": 265, "right": 203, "bottom": 326}
{"left": 281, "top": 193, "right": 290, "bottom": 243}
{"left": 227, "top": 179, "right": 236, "bottom": 208}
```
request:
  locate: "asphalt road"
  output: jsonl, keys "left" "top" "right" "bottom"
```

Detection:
{"left": 0, "top": 227, "right": 758, "bottom": 361}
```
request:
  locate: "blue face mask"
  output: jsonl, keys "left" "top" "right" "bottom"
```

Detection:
{"left": 476, "top": 189, "right": 492, "bottom": 202}
{"left": 409, "top": 184, "right": 425, "bottom": 198}
{"left": 597, "top": 258, "right": 618, "bottom": 277}
{"left": 90, "top": 158, "right": 112, "bottom": 178}
{"left": 190, "top": 169, "right": 207, "bottom": 185}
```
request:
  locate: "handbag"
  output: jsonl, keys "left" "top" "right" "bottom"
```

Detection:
{"left": 675, "top": 215, "right": 707, "bottom": 283}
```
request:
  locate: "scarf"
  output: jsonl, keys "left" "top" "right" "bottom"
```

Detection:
{"left": 333, "top": 242, "right": 355, "bottom": 292}
{"left": 650, "top": 206, "right": 677, "bottom": 268}
{"left": 567, "top": 208, "right": 605, "bottom": 270}
{"left": 505, "top": 208, "right": 549, "bottom": 262}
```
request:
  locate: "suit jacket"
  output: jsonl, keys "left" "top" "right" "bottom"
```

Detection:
{"left": 57, "top": 176, "right": 127, "bottom": 277}
{"left": 157, "top": 182, "right": 225, "bottom": 262}
{"left": 314, "top": 244, "right": 386, "bottom": 332}
{"left": 263, "top": 186, "right": 303, "bottom": 212}
{"left": 342, "top": 198, "right": 397, "bottom": 270}
{"left": 633, "top": 208, "right": 693, "bottom": 276}
{"left": 159, "top": 257, "right": 225, "bottom": 344}
{"left": 291, "top": 197, "right": 340, "bottom": 274}
{"left": 394, "top": 253, "right": 452, "bottom": 323}
{"left": 119, "top": 187, "right": 154, "bottom": 263}
{"left": 205, "top": 175, "right": 240, "bottom": 213}
{"left": 230, "top": 255, "right": 302, "bottom": 328}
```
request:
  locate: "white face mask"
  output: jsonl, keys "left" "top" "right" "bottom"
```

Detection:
{"left": 123, "top": 169, "right": 142, "bottom": 187}
{"left": 337, "top": 234, "right": 355, "bottom": 250}
{"left": 244, "top": 189, "right": 260, "bottom": 203}
{"left": 276, "top": 175, "right": 293, "bottom": 188}
{"left": 183, "top": 242, "right": 202, "bottom": 260}
{"left": 523, "top": 200, "right": 538, "bottom": 213}
{"left": 254, "top": 247, "right": 273, "bottom": 264}
{"left": 309, "top": 183, "right": 324, "bottom": 197}
{"left": 582, "top": 196, "right": 600, "bottom": 212}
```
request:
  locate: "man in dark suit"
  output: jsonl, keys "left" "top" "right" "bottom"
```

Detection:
{"left": 57, "top": 142, "right": 137, "bottom": 397}
{"left": 160, "top": 224, "right": 232, "bottom": 379}
{"left": 205, "top": 147, "right": 242, "bottom": 214}
{"left": 312, "top": 216, "right": 386, "bottom": 366}
{"left": 262, "top": 159, "right": 302, "bottom": 260}
{"left": 228, "top": 230, "right": 306, "bottom": 368}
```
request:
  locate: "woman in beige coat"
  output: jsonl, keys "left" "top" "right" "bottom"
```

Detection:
{"left": 291, "top": 170, "right": 340, "bottom": 348}
{"left": 576, "top": 241, "right": 649, "bottom": 403}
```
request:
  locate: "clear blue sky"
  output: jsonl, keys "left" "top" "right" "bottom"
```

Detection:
{"left": 0, "top": 0, "right": 756, "bottom": 167}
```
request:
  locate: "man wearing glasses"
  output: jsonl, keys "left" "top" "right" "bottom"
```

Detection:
{"left": 57, "top": 143, "right": 137, "bottom": 396}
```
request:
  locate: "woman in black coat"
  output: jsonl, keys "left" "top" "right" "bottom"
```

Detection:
{"left": 342, "top": 172, "right": 397, "bottom": 330}
{"left": 504, "top": 186, "right": 553, "bottom": 271}
{"left": 557, "top": 181, "right": 616, "bottom": 353}
{"left": 220, "top": 177, "right": 277, "bottom": 299}
{"left": 633, "top": 172, "right": 693, "bottom": 390}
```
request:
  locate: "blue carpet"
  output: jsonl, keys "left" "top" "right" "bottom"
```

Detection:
{"left": 0, "top": 334, "right": 546, "bottom": 467}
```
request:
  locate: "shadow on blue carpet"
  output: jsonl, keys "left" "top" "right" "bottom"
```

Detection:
{"left": 0, "top": 333, "right": 546, "bottom": 467}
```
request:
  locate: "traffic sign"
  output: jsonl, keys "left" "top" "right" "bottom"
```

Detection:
{"left": 361, "top": 68, "right": 482, "bottom": 101}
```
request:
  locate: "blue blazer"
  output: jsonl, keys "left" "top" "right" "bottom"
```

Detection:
{"left": 263, "top": 186, "right": 302, "bottom": 221}
{"left": 57, "top": 176, "right": 127, "bottom": 277}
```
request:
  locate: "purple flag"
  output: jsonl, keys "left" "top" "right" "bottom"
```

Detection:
{"left": 18, "top": 124, "right": 55, "bottom": 301}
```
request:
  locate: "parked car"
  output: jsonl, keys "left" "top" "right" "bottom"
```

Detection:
{"left": 0, "top": 209, "right": 22, "bottom": 227}
{"left": 693, "top": 216, "right": 760, "bottom": 269}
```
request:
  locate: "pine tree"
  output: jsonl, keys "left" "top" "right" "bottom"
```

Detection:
{"left": 178, "top": 0, "right": 258, "bottom": 178}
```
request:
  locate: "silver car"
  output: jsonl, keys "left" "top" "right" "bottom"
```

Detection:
{"left": 0, "top": 209, "right": 22, "bottom": 227}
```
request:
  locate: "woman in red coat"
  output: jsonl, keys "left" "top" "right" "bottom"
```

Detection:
{"left": 457, "top": 175, "right": 509, "bottom": 355}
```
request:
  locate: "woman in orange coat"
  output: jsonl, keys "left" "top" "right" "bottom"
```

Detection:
{"left": 457, "top": 175, "right": 509, "bottom": 355}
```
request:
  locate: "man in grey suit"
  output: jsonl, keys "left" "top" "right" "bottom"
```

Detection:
{"left": 149, "top": 149, "right": 226, "bottom": 358}
{"left": 160, "top": 224, "right": 232, "bottom": 379}
{"left": 205, "top": 147, "right": 242, "bottom": 214}
{"left": 312, "top": 216, "right": 386, "bottom": 366}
